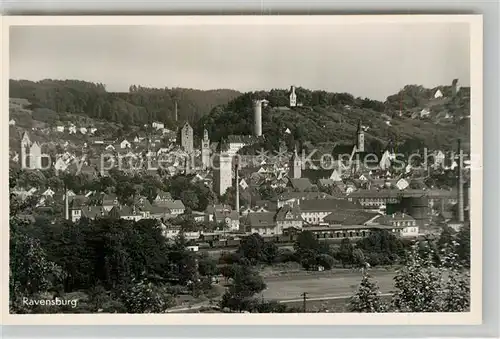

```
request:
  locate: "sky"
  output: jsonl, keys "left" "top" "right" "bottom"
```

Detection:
{"left": 9, "top": 23, "right": 470, "bottom": 101}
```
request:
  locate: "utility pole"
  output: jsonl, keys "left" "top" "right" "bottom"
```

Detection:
{"left": 301, "top": 292, "right": 308, "bottom": 313}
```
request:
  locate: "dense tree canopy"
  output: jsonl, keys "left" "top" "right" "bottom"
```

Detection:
{"left": 10, "top": 79, "right": 240, "bottom": 128}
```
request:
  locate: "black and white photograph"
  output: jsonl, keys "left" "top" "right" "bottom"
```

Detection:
{"left": 3, "top": 15, "right": 482, "bottom": 324}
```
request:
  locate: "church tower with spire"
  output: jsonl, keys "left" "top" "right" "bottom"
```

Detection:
{"left": 201, "top": 128, "right": 210, "bottom": 170}
{"left": 21, "top": 132, "right": 31, "bottom": 169}
{"left": 289, "top": 145, "right": 302, "bottom": 179}
{"left": 356, "top": 120, "right": 365, "bottom": 153}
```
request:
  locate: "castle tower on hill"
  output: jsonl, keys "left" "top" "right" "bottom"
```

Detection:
{"left": 201, "top": 129, "right": 211, "bottom": 170}
{"left": 213, "top": 139, "right": 233, "bottom": 196}
{"left": 289, "top": 145, "right": 302, "bottom": 179}
{"left": 289, "top": 85, "right": 297, "bottom": 107}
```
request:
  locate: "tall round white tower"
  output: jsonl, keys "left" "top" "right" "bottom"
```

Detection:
{"left": 253, "top": 100, "right": 263, "bottom": 137}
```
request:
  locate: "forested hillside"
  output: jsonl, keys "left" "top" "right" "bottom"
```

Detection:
{"left": 9, "top": 79, "right": 241, "bottom": 129}
{"left": 10, "top": 79, "right": 470, "bottom": 152}
{"left": 197, "top": 85, "right": 470, "bottom": 153}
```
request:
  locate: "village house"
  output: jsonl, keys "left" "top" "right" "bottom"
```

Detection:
{"left": 68, "top": 124, "right": 77, "bottom": 134}
{"left": 161, "top": 200, "right": 185, "bottom": 215}
{"left": 374, "top": 212, "right": 419, "bottom": 237}
{"left": 205, "top": 204, "right": 240, "bottom": 231}
{"left": 296, "top": 198, "right": 362, "bottom": 225}
{"left": 275, "top": 204, "right": 303, "bottom": 233}
{"left": 42, "top": 188, "right": 55, "bottom": 198}
{"left": 79, "top": 127, "right": 88, "bottom": 134}
{"left": 9, "top": 119, "right": 16, "bottom": 126}
{"left": 102, "top": 193, "right": 120, "bottom": 211}
{"left": 54, "top": 158, "right": 68, "bottom": 173}
{"left": 70, "top": 204, "right": 107, "bottom": 223}
{"left": 154, "top": 191, "right": 174, "bottom": 204}
{"left": 243, "top": 212, "right": 278, "bottom": 236}
{"left": 120, "top": 139, "right": 131, "bottom": 149}
{"left": 152, "top": 121, "right": 165, "bottom": 130}
{"left": 109, "top": 205, "right": 143, "bottom": 222}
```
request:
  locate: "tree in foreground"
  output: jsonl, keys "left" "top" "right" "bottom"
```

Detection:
{"left": 348, "top": 273, "right": 387, "bottom": 313}
{"left": 220, "top": 264, "right": 266, "bottom": 312}
{"left": 391, "top": 241, "right": 470, "bottom": 312}
{"left": 120, "top": 278, "right": 174, "bottom": 313}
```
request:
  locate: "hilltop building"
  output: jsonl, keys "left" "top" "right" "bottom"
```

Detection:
{"left": 289, "top": 85, "right": 297, "bottom": 107}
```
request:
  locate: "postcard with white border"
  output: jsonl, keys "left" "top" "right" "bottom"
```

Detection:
{"left": 1, "top": 15, "right": 483, "bottom": 325}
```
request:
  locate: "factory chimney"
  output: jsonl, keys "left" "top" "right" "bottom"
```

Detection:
{"left": 64, "top": 185, "right": 69, "bottom": 221}
{"left": 174, "top": 101, "right": 178, "bottom": 122}
{"left": 457, "top": 139, "right": 464, "bottom": 222}
{"left": 235, "top": 157, "right": 240, "bottom": 215}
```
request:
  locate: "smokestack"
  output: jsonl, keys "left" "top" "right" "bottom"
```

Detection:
{"left": 175, "top": 101, "right": 178, "bottom": 122}
{"left": 64, "top": 186, "right": 69, "bottom": 220}
{"left": 457, "top": 139, "right": 464, "bottom": 222}
{"left": 253, "top": 100, "right": 262, "bottom": 137}
{"left": 235, "top": 158, "right": 240, "bottom": 216}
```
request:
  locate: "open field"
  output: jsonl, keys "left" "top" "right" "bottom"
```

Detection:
{"left": 261, "top": 270, "right": 397, "bottom": 302}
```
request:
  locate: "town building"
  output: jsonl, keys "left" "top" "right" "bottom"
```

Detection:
{"left": 181, "top": 122, "right": 194, "bottom": 154}
{"left": 213, "top": 140, "right": 233, "bottom": 196}
{"left": 201, "top": 129, "right": 211, "bottom": 169}
{"left": 205, "top": 204, "right": 240, "bottom": 231}
{"left": 289, "top": 146, "right": 302, "bottom": 179}
{"left": 152, "top": 121, "right": 165, "bottom": 130}
{"left": 299, "top": 198, "right": 362, "bottom": 224}
{"left": 373, "top": 212, "right": 419, "bottom": 237}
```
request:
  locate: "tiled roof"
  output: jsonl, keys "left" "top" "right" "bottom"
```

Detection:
{"left": 375, "top": 212, "right": 416, "bottom": 225}
{"left": 246, "top": 212, "right": 276, "bottom": 228}
{"left": 80, "top": 206, "right": 107, "bottom": 219}
{"left": 227, "top": 135, "right": 257, "bottom": 144}
{"left": 275, "top": 204, "right": 302, "bottom": 222}
{"left": 324, "top": 210, "right": 379, "bottom": 225}
{"left": 276, "top": 191, "right": 333, "bottom": 202}
{"left": 163, "top": 200, "right": 185, "bottom": 210}
{"left": 302, "top": 169, "right": 338, "bottom": 183}
{"left": 288, "top": 178, "right": 314, "bottom": 191}
{"left": 253, "top": 200, "right": 277, "bottom": 211}
{"left": 300, "top": 198, "right": 361, "bottom": 212}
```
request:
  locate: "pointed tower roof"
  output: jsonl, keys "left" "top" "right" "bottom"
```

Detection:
{"left": 216, "top": 138, "right": 230, "bottom": 153}
{"left": 21, "top": 131, "right": 31, "bottom": 144}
